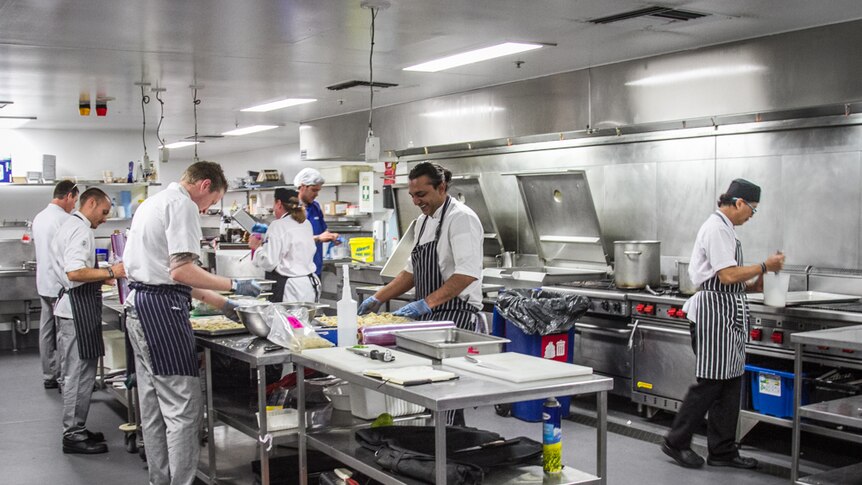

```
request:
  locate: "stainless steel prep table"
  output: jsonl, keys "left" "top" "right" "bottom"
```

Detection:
{"left": 292, "top": 352, "right": 614, "bottom": 485}
{"left": 195, "top": 334, "right": 295, "bottom": 485}
{"left": 354, "top": 284, "right": 502, "bottom": 313}
{"left": 790, "top": 325, "right": 862, "bottom": 484}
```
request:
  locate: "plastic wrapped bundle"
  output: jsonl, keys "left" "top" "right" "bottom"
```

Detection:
{"left": 495, "top": 288, "right": 589, "bottom": 336}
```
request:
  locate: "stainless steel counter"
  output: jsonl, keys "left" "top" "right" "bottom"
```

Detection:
{"left": 790, "top": 324, "right": 862, "bottom": 351}
{"left": 196, "top": 333, "right": 293, "bottom": 367}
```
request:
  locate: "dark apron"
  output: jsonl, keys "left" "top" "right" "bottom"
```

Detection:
{"left": 60, "top": 214, "right": 104, "bottom": 360}
{"left": 412, "top": 196, "right": 479, "bottom": 330}
{"left": 692, "top": 212, "right": 749, "bottom": 380}
{"left": 130, "top": 282, "right": 198, "bottom": 377}
{"left": 265, "top": 271, "right": 320, "bottom": 303}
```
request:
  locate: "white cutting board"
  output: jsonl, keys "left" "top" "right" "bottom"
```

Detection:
{"left": 443, "top": 352, "right": 592, "bottom": 383}
{"left": 302, "top": 345, "right": 432, "bottom": 373}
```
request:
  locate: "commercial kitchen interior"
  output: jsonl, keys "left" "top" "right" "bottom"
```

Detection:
{"left": 4, "top": 1, "right": 862, "bottom": 484}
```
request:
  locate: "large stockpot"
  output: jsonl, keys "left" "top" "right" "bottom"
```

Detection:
{"left": 614, "top": 241, "right": 661, "bottom": 289}
{"left": 677, "top": 261, "right": 698, "bottom": 295}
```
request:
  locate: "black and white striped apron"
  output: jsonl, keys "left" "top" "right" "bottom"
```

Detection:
{"left": 412, "top": 196, "right": 479, "bottom": 331}
{"left": 130, "top": 282, "right": 198, "bottom": 377}
{"left": 412, "top": 197, "right": 479, "bottom": 427}
{"left": 60, "top": 213, "right": 104, "bottom": 360}
{"left": 692, "top": 213, "right": 749, "bottom": 380}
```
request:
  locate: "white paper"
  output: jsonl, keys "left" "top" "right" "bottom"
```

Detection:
{"left": 758, "top": 374, "right": 782, "bottom": 397}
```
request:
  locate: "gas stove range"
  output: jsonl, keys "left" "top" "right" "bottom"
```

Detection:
{"left": 544, "top": 281, "right": 687, "bottom": 318}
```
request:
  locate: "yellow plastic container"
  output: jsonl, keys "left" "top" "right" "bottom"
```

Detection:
{"left": 349, "top": 237, "right": 375, "bottom": 263}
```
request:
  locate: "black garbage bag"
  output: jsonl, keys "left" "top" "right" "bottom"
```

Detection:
{"left": 495, "top": 288, "right": 589, "bottom": 336}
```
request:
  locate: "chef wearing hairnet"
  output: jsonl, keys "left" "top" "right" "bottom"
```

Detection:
{"left": 294, "top": 168, "right": 339, "bottom": 275}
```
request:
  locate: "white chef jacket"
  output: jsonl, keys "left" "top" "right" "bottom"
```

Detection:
{"left": 52, "top": 212, "right": 96, "bottom": 318}
{"left": 682, "top": 210, "right": 740, "bottom": 323}
{"left": 32, "top": 203, "right": 71, "bottom": 297}
{"left": 251, "top": 213, "right": 317, "bottom": 277}
{"left": 125, "top": 182, "right": 202, "bottom": 286}
{"left": 404, "top": 196, "right": 484, "bottom": 309}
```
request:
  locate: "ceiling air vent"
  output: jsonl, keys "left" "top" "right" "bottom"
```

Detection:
{"left": 326, "top": 80, "right": 399, "bottom": 91}
{"left": 590, "top": 6, "right": 708, "bottom": 24}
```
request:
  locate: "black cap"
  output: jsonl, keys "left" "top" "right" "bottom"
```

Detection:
{"left": 726, "top": 178, "right": 761, "bottom": 203}
{"left": 274, "top": 187, "right": 299, "bottom": 204}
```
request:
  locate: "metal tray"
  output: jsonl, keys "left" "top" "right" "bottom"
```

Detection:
{"left": 747, "top": 291, "right": 860, "bottom": 306}
{"left": 192, "top": 326, "right": 249, "bottom": 336}
{"left": 395, "top": 328, "right": 510, "bottom": 360}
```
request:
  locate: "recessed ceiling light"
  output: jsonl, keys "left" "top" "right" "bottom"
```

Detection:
{"left": 0, "top": 116, "right": 35, "bottom": 129}
{"left": 403, "top": 42, "right": 544, "bottom": 73}
{"left": 161, "top": 141, "right": 201, "bottom": 149}
{"left": 221, "top": 125, "right": 280, "bottom": 136}
{"left": 0, "top": 101, "right": 13, "bottom": 109}
{"left": 241, "top": 98, "right": 317, "bottom": 112}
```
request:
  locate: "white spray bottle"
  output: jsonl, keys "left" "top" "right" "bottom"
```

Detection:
{"left": 337, "top": 264, "right": 358, "bottom": 347}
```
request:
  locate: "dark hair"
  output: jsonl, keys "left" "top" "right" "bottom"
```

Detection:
{"left": 79, "top": 187, "right": 109, "bottom": 207}
{"left": 53, "top": 180, "right": 79, "bottom": 199}
{"left": 408, "top": 162, "right": 451, "bottom": 190}
{"left": 274, "top": 188, "right": 306, "bottom": 224}
{"left": 181, "top": 161, "right": 228, "bottom": 193}
{"left": 717, "top": 193, "right": 736, "bottom": 208}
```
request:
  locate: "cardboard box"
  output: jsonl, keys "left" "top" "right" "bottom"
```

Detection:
{"left": 324, "top": 200, "right": 350, "bottom": 216}
{"left": 318, "top": 165, "right": 370, "bottom": 184}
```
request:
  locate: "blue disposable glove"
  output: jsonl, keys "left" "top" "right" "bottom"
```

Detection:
{"left": 222, "top": 299, "right": 242, "bottom": 322}
{"left": 231, "top": 279, "right": 262, "bottom": 297}
{"left": 393, "top": 299, "right": 432, "bottom": 319}
{"left": 358, "top": 296, "right": 381, "bottom": 315}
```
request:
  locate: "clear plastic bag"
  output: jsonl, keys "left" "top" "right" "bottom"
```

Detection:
{"left": 495, "top": 288, "right": 590, "bottom": 336}
{"left": 265, "top": 305, "right": 333, "bottom": 352}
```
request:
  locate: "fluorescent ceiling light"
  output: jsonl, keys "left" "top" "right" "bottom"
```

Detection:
{"left": 0, "top": 101, "right": 13, "bottom": 109}
{"left": 161, "top": 141, "right": 200, "bottom": 149}
{"left": 625, "top": 64, "right": 766, "bottom": 86}
{"left": 0, "top": 116, "right": 35, "bottom": 129}
{"left": 421, "top": 106, "right": 505, "bottom": 118}
{"left": 404, "top": 42, "right": 543, "bottom": 72}
{"left": 241, "top": 98, "right": 317, "bottom": 112}
{"left": 222, "top": 125, "right": 279, "bottom": 136}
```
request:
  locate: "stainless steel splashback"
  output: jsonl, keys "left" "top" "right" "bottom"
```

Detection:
{"left": 0, "top": 239, "right": 36, "bottom": 268}
{"left": 449, "top": 175, "right": 503, "bottom": 256}
{"left": 511, "top": 171, "right": 607, "bottom": 268}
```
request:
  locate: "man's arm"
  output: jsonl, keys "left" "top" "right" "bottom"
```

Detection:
{"left": 169, "top": 253, "right": 232, "bottom": 291}
{"left": 424, "top": 274, "right": 477, "bottom": 309}
{"left": 717, "top": 253, "right": 785, "bottom": 286}
{"left": 373, "top": 270, "right": 415, "bottom": 303}
{"left": 67, "top": 262, "right": 125, "bottom": 283}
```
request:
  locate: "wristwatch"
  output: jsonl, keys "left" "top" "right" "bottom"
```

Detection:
{"left": 760, "top": 262, "right": 767, "bottom": 274}
{"left": 107, "top": 266, "right": 115, "bottom": 279}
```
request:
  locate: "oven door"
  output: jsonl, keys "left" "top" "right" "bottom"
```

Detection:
{"left": 573, "top": 315, "right": 632, "bottom": 397}
{"left": 629, "top": 318, "right": 697, "bottom": 412}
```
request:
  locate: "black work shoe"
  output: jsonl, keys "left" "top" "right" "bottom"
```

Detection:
{"left": 62, "top": 438, "right": 108, "bottom": 455}
{"left": 661, "top": 440, "right": 704, "bottom": 469}
{"left": 43, "top": 379, "right": 59, "bottom": 389}
{"left": 707, "top": 455, "right": 758, "bottom": 469}
{"left": 85, "top": 430, "right": 106, "bottom": 442}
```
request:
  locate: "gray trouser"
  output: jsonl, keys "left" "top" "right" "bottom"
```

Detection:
{"left": 39, "top": 296, "right": 60, "bottom": 381}
{"left": 57, "top": 316, "right": 97, "bottom": 440}
{"left": 127, "top": 311, "right": 202, "bottom": 485}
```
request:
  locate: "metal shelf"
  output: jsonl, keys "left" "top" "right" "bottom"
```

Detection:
{"left": 307, "top": 429, "right": 601, "bottom": 485}
{"left": 799, "top": 395, "right": 862, "bottom": 429}
{"left": 797, "top": 461, "right": 862, "bottom": 485}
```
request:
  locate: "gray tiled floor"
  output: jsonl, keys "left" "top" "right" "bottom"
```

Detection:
{"left": 0, "top": 349, "right": 797, "bottom": 484}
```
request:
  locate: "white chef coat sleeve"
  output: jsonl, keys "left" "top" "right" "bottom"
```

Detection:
{"left": 164, "top": 200, "right": 203, "bottom": 257}
{"left": 447, "top": 211, "right": 483, "bottom": 279}
{"left": 252, "top": 225, "right": 283, "bottom": 272}
{"left": 705, "top": 224, "right": 739, "bottom": 272}
{"left": 63, "top": 224, "right": 91, "bottom": 274}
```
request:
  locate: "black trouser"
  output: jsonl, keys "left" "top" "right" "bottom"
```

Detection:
{"left": 665, "top": 375, "right": 743, "bottom": 459}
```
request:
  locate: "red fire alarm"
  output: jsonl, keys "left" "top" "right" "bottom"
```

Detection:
{"left": 96, "top": 101, "right": 107, "bottom": 116}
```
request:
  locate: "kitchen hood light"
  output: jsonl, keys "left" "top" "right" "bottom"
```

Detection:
{"left": 422, "top": 106, "right": 505, "bottom": 118}
{"left": 404, "top": 42, "right": 543, "bottom": 72}
{"left": 221, "top": 125, "right": 279, "bottom": 136}
{"left": 0, "top": 116, "right": 36, "bottom": 129}
{"left": 161, "top": 141, "right": 200, "bottom": 149}
{"left": 241, "top": 98, "right": 317, "bottom": 112}
{"left": 625, "top": 64, "right": 766, "bottom": 86}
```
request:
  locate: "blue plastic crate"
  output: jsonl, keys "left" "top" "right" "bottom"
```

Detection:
{"left": 316, "top": 328, "right": 337, "bottom": 346}
{"left": 745, "top": 364, "right": 809, "bottom": 418}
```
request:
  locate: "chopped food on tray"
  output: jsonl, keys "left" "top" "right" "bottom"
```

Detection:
{"left": 190, "top": 316, "right": 245, "bottom": 332}
{"left": 315, "top": 312, "right": 411, "bottom": 327}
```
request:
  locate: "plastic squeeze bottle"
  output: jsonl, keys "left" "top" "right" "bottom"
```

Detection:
{"left": 337, "top": 264, "right": 358, "bottom": 347}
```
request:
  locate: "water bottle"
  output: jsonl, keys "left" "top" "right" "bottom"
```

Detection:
{"left": 336, "top": 264, "right": 358, "bottom": 347}
{"left": 542, "top": 397, "right": 563, "bottom": 474}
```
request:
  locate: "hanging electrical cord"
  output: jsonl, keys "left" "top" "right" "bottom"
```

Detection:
{"left": 367, "top": 6, "right": 378, "bottom": 138}
{"left": 140, "top": 85, "right": 150, "bottom": 161}
{"left": 192, "top": 87, "right": 202, "bottom": 161}
{"left": 155, "top": 90, "right": 166, "bottom": 147}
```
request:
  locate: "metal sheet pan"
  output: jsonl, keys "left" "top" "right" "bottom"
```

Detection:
{"left": 192, "top": 327, "right": 249, "bottom": 337}
{"left": 747, "top": 291, "right": 860, "bottom": 306}
{"left": 395, "top": 328, "right": 510, "bottom": 360}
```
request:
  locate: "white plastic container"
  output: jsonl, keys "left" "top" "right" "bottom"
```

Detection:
{"left": 348, "top": 384, "right": 425, "bottom": 419}
{"left": 337, "top": 264, "right": 358, "bottom": 347}
{"left": 763, "top": 273, "right": 791, "bottom": 307}
{"left": 255, "top": 408, "right": 298, "bottom": 432}
{"left": 323, "top": 383, "right": 351, "bottom": 411}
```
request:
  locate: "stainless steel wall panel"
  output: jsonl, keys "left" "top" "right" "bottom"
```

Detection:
{"left": 716, "top": 126, "right": 862, "bottom": 159}
{"left": 656, "top": 159, "right": 716, "bottom": 264}
{"left": 599, "top": 162, "right": 657, "bottom": 250}
{"left": 780, "top": 152, "right": 861, "bottom": 268}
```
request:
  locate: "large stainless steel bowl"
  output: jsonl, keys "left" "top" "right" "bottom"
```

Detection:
{"left": 235, "top": 306, "right": 271, "bottom": 338}
{"left": 279, "top": 302, "right": 328, "bottom": 319}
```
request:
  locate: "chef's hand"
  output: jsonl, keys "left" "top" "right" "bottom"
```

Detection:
{"left": 358, "top": 296, "right": 381, "bottom": 315}
{"left": 318, "top": 230, "right": 340, "bottom": 243}
{"left": 765, "top": 252, "right": 785, "bottom": 273}
{"left": 248, "top": 233, "right": 263, "bottom": 250}
{"left": 222, "top": 299, "right": 242, "bottom": 322}
{"left": 232, "top": 278, "right": 262, "bottom": 297}
{"left": 393, "top": 299, "right": 432, "bottom": 319}
{"left": 111, "top": 262, "right": 126, "bottom": 279}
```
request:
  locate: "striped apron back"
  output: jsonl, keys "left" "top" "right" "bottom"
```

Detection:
{"left": 692, "top": 214, "right": 749, "bottom": 380}
{"left": 62, "top": 213, "right": 104, "bottom": 360}
{"left": 130, "top": 282, "right": 199, "bottom": 377}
